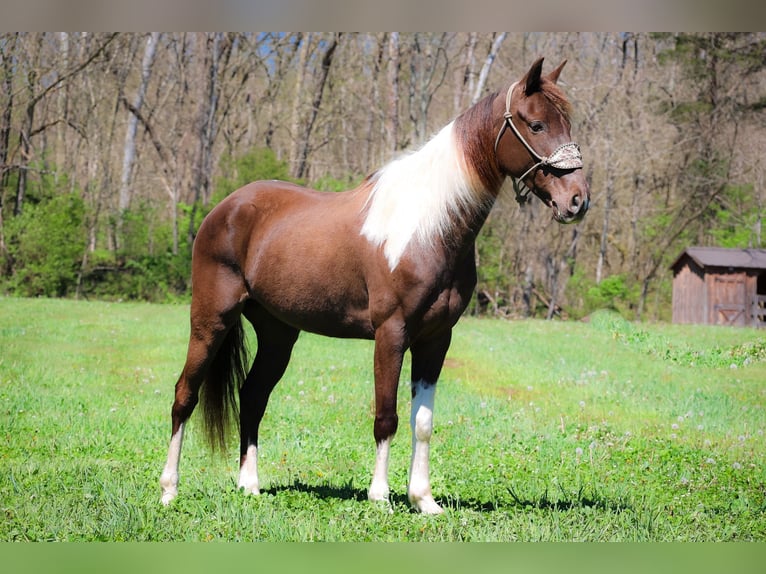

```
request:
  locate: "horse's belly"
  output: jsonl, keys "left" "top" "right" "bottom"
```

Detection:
{"left": 262, "top": 301, "right": 375, "bottom": 339}
{"left": 249, "top": 270, "right": 374, "bottom": 339}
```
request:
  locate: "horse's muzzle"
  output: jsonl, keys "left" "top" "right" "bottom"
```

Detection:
{"left": 550, "top": 190, "right": 589, "bottom": 224}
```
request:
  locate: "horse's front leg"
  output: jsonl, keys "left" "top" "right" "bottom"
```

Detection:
{"left": 407, "top": 331, "right": 452, "bottom": 514}
{"left": 368, "top": 319, "right": 407, "bottom": 506}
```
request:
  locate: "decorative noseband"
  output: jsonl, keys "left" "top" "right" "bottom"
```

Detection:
{"left": 494, "top": 83, "right": 583, "bottom": 204}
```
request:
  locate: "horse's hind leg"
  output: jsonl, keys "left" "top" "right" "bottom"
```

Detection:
{"left": 237, "top": 304, "right": 299, "bottom": 495}
{"left": 160, "top": 274, "right": 247, "bottom": 505}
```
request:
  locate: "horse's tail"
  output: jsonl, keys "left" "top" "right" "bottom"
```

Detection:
{"left": 200, "top": 318, "right": 249, "bottom": 453}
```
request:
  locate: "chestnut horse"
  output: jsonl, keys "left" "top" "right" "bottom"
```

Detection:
{"left": 160, "top": 57, "right": 589, "bottom": 514}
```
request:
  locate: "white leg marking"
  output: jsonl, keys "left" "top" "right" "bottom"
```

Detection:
{"left": 238, "top": 444, "right": 260, "bottom": 495}
{"left": 368, "top": 436, "right": 391, "bottom": 503}
{"left": 159, "top": 423, "right": 185, "bottom": 505}
{"left": 408, "top": 381, "right": 443, "bottom": 514}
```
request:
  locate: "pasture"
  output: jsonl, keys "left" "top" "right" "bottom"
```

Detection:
{"left": 1, "top": 297, "right": 765, "bottom": 541}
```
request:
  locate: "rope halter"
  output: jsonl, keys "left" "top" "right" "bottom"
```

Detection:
{"left": 494, "top": 82, "right": 583, "bottom": 204}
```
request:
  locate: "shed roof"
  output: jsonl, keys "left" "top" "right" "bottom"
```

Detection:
{"left": 671, "top": 247, "right": 766, "bottom": 271}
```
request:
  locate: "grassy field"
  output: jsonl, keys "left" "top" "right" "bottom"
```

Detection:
{"left": 1, "top": 296, "right": 765, "bottom": 541}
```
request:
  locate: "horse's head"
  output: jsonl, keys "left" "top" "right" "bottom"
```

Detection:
{"left": 494, "top": 57, "right": 590, "bottom": 224}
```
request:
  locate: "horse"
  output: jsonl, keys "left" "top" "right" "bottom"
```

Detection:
{"left": 159, "top": 57, "right": 590, "bottom": 514}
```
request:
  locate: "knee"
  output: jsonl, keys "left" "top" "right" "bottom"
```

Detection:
{"left": 413, "top": 406, "right": 433, "bottom": 442}
{"left": 374, "top": 413, "right": 398, "bottom": 443}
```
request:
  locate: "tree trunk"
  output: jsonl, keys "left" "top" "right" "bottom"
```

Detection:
{"left": 455, "top": 33, "right": 478, "bottom": 114}
{"left": 407, "top": 33, "right": 450, "bottom": 146}
{"left": 0, "top": 33, "right": 16, "bottom": 263}
{"left": 386, "top": 32, "right": 400, "bottom": 154}
{"left": 293, "top": 33, "right": 341, "bottom": 180}
{"left": 14, "top": 34, "right": 43, "bottom": 216}
{"left": 472, "top": 32, "right": 506, "bottom": 105}
{"left": 119, "top": 32, "right": 159, "bottom": 213}
{"left": 188, "top": 32, "right": 230, "bottom": 246}
{"left": 289, "top": 33, "right": 309, "bottom": 177}
{"left": 0, "top": 33, "right": 16, "bottom": 191}
{"left": 596, "top": 148, "right": 613, "bottom": 284}
{"left": 362, "top": 34, "right": 385, "bottom": 170}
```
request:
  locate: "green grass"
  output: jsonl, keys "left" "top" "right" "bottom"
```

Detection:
{"left": 1, "top": 298, "right": 765, "bottom": 541}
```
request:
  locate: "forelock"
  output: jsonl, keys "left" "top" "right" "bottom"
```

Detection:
{"left": 541, "top": 80, "right": 572, "bottom": 120}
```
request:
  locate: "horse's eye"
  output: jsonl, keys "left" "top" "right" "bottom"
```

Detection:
{"left": 530, "top": 121, "right": 546, "bottom": 133}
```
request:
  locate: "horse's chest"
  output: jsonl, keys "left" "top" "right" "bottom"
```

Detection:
{"left": 394, "top": 251, "right": 477, "bottom": 326}
{"left": 428, "top": 280, "right": 473, "bottom": 322}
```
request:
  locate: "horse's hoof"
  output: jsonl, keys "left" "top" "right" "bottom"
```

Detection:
{"left": 239, "top": 485, "right": 261, "bottom": 496}
{"left": 411, "top": 495, "right": 444, "bottom": 515}
{"left": 368, "top": 482, "right": 390, "bottom": 503}
{"left": 238, "top": 478, "right": 261, "bottom": 496}
{"left": 160, "top": 491, "right": 176, "bottom": 506}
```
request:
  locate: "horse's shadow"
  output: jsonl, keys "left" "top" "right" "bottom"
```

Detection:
{"left": 262, "top": 480, "right": 631, "bottom": 514}
{"left": 263, "top": 480, "right": 410, "bottom": 509}
{"left": 263, "top": 480, "right": 373, "bottom": 503}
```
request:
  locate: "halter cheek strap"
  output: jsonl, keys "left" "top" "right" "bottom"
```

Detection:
{"left": 494, "top": 83, "right": 583, "bottom": 204}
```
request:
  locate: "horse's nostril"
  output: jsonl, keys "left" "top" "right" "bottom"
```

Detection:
{"left": 569, "top": 194, "right": 588, "bottom": 218}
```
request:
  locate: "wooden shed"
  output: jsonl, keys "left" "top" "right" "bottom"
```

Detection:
{"left": 670, "top": 247, "right": 766, "bottom": 327}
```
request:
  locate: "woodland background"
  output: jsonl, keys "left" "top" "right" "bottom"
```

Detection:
{"left": 0, "top": 32, "right": 764, "bottom": 320}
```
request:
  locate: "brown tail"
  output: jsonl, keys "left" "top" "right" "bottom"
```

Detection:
{"left": 200, "top": 318, "right": 249, "bottom": 453}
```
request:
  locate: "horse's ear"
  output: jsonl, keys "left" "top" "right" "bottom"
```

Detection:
{"left": 523, "top": 57, "right": 545, "bottom": 95}
{"left": 547, "top": 60, "right": 567, "bottom": 84}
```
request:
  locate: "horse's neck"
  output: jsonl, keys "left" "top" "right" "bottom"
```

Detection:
{"left": 453, "top": 93, "right": 506, "bottom": 196}
{"left": 443, "top": 96, "right": 506, "bottom": 254}
{"left": 361, "top": 120, "right": 499, "bottom": 271}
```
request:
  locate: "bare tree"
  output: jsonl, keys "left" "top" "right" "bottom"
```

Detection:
{"left": 292, "top": 33, "right": 341, "bottom": 180}
{"left": 119, "top": 32, "right": 160, "bottom": 214}
{"left": 472, "top": 32, "right": 506, "bottom": 105}
{"left": 12, "top": 33, "right": 118, "bottom": 216}
{"left": 289, "top": 33, "right": 310, "bottom": 176}
{"left": 406, "top": 33, "right": 452, "bottom": 146}
{"left": 386, "top": 32, "right": 400, "bottom": 154}
{"left": 454, "top": 33, "right": 478, "bottom": 114}
{"left": 0, "top": 33, "right": 19, "bottom": 265}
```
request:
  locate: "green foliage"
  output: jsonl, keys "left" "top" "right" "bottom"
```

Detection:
{"left": 709, "top": 184, "right": 759, "bottom": 248}
{"left": 72, "top": 201, "right": 192, "bottom": 302}
{"left": 655, "top": 33, "right": 766, "bottom": 83}
{"left": 588, "top": 274, "right": 629, "bottom": 308}
{"left": 567, "top": 271, "right": 639, "bottom": 319}
{"left": 312, "top": 174, "right": 363, "bottom": 193}
{"left": 81, "top": 250, "right": 191, "bottom": 303}
{"left": 174, "top": 147, "right": 300, "bottom": 255}
{"left": 213, "top": 147, "right": 296, "bottom": 206}
{"left": 474, "top": 229, "right": 509, "bottom": 305}
{"left": 2, "top": 192, "right": 86, "bottom": 297}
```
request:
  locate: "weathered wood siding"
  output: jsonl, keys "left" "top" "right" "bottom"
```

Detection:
{"left": 672, "top": 256, "right": 706, "bottom": 324}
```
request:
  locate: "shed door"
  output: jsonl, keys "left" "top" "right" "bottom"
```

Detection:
{"left": 713, "top": 273, "right": 747, "bottom": 326}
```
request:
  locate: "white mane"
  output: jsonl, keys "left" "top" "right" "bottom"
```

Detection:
{"left": 360, "top": 122, "right": 482, "bottom": 271}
